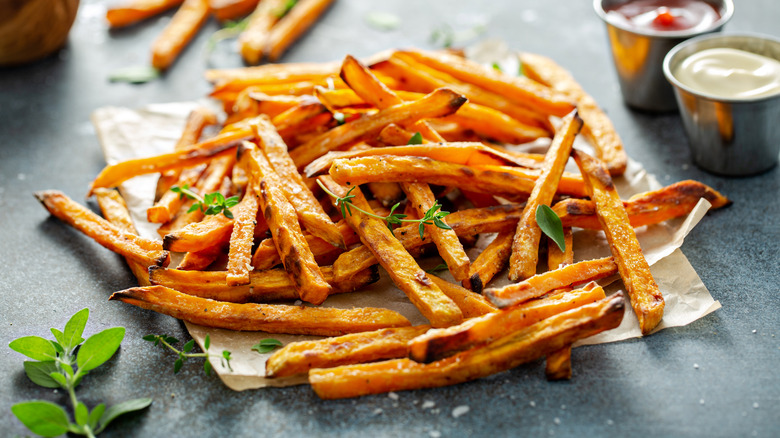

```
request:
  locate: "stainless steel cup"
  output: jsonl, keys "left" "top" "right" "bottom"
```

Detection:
{"left": 663, "top": 34, "right": 780, "bottom": 176}
{"left": 594, "top": 0, "right": 733, "bottom": 112}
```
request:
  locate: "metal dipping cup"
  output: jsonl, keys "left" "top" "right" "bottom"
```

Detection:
{"left": 594, "top": 0, "right": 733, "bottom": 112}
{"left": 663, "top": 34, "right": 780, "bottom": 176}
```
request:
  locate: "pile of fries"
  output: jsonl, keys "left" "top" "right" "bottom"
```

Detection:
{"left": 106, "top": 0, "right": 335, "bottom": 69}
{"left": 36, "top": 48, "right": 731, "bottom": 399}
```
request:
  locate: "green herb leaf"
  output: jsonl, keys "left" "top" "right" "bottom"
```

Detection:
{"left": 88, "top": 403, "right": 106, "bottom": 431}
{"left": 275, "top": 0, "right": 298, "bottom": 18}
{"left": 50, "top": 372, "right": 68, "bottom": 388}
{"left": 63, "top": 308, "right": 89, "bottom": 351}
{"left": 252, "top": 338, "right": 283, "bottom": 354}
{"left": 23, "top": 361, "right": 61, "bottom": 388}
{"left": 407, "top": 132, "right": 423, "bottom": 145}
{"left": 76, "top": 327, "right": 125, "bottom": 373}
{"left": 49, "top": 328, "right": 66, "bottom": 348}
{"left": 425, "top": 263, "right": 449, "bottom": 274}
{"left": 75, "top": 401, "right": 89, "bottom": 426}
{"left": 204, "top": 360, "right": 213, "bottom": 376}
{"left": 11, "top": 401, "right": 70, "bottom": 437}
{"left": 108, "top": 66, "right": 160, "bottom": 84}
{"left": 9, "top": 336, "right": 58, "bottom": 362}
{"left": 96, "top": 398, "right": 152, "bottom": 434}
{"left": 492, "top": 62, "right": 502, "bottom": 72}
{"left": 536, "top": 204, "right": 565, "bottom": 252}
{"left": 365, "top": 11, "right": 401, "bottom": 31}
{"left": 182, "top": 339, "right": 195, "bottom": 353}
{"left": 222, "top": 350, "right": 233, "bottom": 371}
{"left": 173, "top": 357, "right": 183, "bottom": 373}
{"left": 204, "top": 334, "right": 211, "bottom": 350}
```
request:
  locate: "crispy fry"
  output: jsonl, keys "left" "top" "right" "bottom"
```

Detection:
{"left": 427, "top": 275, "right": 497, "bottom": 319}
{"left": 520, "top": 52, "right": 628, "bottom": 176}
{"left": 150, "top": 0, "right": 210, "bottom": 71}
{"left": 552, "top": 180, "right": 732, "bottom": 230}
{"left": 265, "top": 0, "right": 336, "bottom": 62}
{"left": 508, "top": 111, "right": 583, "bottom": 281}
{"left": 205, "top": 60, "right": 339, "bottom": 84}
{"left": 545, "top": 347, "right": 572, "bottom": 380}
{"left": 248, "top": 92, "right": 317, "bottom": 119}
{"left": 35, "top": 190, "right": 170, "bottom": 268}
{"left": 331, "top": 204, "right": 523, "bottom": 283}
{"left": 464, "top": 230, "right": 513, "bottom": 293}
{"left": 94, "top": 188, "right": 151, "bottom": 286}
{"left": 328, "top": 155, "right": 587, "bottom": 199}
{"left": 409, "top": 282, "right": 606, "bottom": 363}
{"left": 309, "top": 294, "right": 625, "bottom": 399}
{"left": 226, "top": 186, "right": 259, "bottom": 286}
{"left": 109, "top": 285, "right": 410, "bottom": 335}
{"left": 149, "top": 265, "right": 378, "bottom": 302}
{"left": 548, "top": 227, "right": 574, "bottom": 271}
{"left": 209, "top": 0, "right": 260, "bottom": 21}
{"left": 289, "top": 88, "right": 467, "bottom": 168}
{"left": 178, "top": 244, "right": 225, "bottom": 270}
{"left": 442, "top": 100, "right": 549, "bottom": 144}
{"left": 486, "top": 256, "right": 618, "bottom": 308}
{"left": 573, "top": 150, "right": 664, "bottom": 334}
{"left": 155, "top": 107, "right": 218, "bottom": 200}
{"left": 320, "top": 177, "right": 463, "bottom": 328}
{"left": 378, "top": 123, "right": 416, "bottom": 146}
{"left": 252, "top": 116, "right": 344, "bottom": 248}
{"left": 398, "top": 49, "right": 576, "bottom": 117}
{"left": 106, "top": 0, "right": 184, "bottom": 28}
{"left": 89, "top": 127, "right": 252, "bottom": 195}
{"left": 266, "top": 325, "right": 431, "bottom": 378}
{"left": 238, "top": 0, "right": 286, "bottom": 65}
{"left": 251, "top": 220, "right": 357, "bottom": 270}
{"left": 239, "top": 141, "right": 332, "bottom": 304}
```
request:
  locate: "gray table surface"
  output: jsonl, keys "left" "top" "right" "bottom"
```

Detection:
{"left": 1, "top": 0, "right": 778, "bottom": 436}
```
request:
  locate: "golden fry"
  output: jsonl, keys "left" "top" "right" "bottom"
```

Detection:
{"left": 226, "top": 187, "right": 259, "bottom": 286}
{"left": 106, "top": 0, "right": 184, "bottom": 28}
{"left": 151, "top": 0, "right": 210, "bottom": 70}
{"left": 94, "top": 188, "right": 151, "bottom": 286}
{"left": 265, "top": 0, "right": 336, "bottom": 62}
{"left": 238, "top": 0, "right": 285, "bottom": 65}
{"left": 464, "top": 230, "right": 514, "bottom": 293}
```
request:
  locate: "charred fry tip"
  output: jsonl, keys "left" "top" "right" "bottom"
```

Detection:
{"left": 162, "top": 234, "right": 178, "bottom": 251}
{"left": 366, "top": 265, "right": 381, "bottom": 285}
{"left": 156, "top": 251, "right": 171, "bottom": 267}
{"left": 468, "top": 274, "right": 483, "bottom": 294}
{"left": 108, "top": 287, "right": 144, "bottom": 302}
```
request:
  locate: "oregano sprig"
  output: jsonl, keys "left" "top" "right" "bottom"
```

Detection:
{"left": 143, "top": 334, "right": 232, "bottom": 376}
{"left": 317, "top": 180, "right": 452, "bottom": 239}
{"left": 9, "top": 309, "right": 151, "bottom": 437}
{"left": 171, "top": 185, "right": 240, "bottom": 219}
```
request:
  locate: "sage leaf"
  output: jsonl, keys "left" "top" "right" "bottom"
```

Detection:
{"left": 9, "top": 336, "right": 58, "bottom": 362}
{"left": 23, "top": 361, "right": 61, "bottom": 389}
{"left": 11, "top": 401, "right": 70, "bottom": 437}
{"left": 536, "top": 204, "right": 565, "bottom": 252}
{"left": 96, "top": 398, "right": 152, "bottom": 433}
{"left": 76, "top": 327, "right": 125, "bottom": 373}
{"left": 407, "top": 132, "right": 423, "bottom": 145}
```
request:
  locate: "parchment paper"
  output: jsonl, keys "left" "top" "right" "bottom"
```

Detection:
{"left": 92, "top": 102, "right": 720, "bottom": 391}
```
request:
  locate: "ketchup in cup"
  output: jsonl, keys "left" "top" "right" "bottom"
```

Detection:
{"left": 605, "top": 0, "right": 721, "bottom": 33}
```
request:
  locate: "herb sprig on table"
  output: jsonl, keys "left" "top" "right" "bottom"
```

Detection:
{"left": 171, "top": 185, "right": 240, "bottom": 219}
{"left": 9, "top": 309, "right": 151, "bottom": 438}
{"left": 317, "top": 180, "right": 452, "bottom": 239}
{"left": 143, "top": 334, "right": 232, "bottom": 375}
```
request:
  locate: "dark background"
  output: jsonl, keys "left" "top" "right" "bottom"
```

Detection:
{"left": 1, "top": 1, "right": 778, "bottom": 436}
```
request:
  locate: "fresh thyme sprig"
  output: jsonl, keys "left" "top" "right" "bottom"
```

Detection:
{"left": 171, "top": 185, "right": 240, "bottom": 219}
{"left": 143, "top": 334, "right": 232, "bottom": 376}
{"left": 317, "top": 180, "right": 452, "bottom": 239}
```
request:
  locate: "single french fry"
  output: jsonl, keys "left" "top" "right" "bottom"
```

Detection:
{"left": 266, "top": 325, "right": 431, "bottom": 378}
{"left": 520, "top": 52, "right": 628, "bottom": 176}
{"left": 35, "top": 190, "right": 170, "bottom": 268}
{"left": 398, "top": 49, "right": 576, "bottom": 118}
{"left": 305, "top": 142, "right": 541, "bottom": 177}
{"left": 205, "top": 60, "right": 339, "bottom": 84}
{"left": 226, "top": 186, "right": 259, "bottom": 286}
{"left": 552, "top": 180, "right": 732, "bottom": 230}
{"left": 210, "top": 0, "right": 260, "bottom": 21}
{"left": 442, "top": 101, "right": 549, "bottom": 144}
{"left": 109, "top": 285, "right": 411, "bottom": 335}
{"left": 545, "top": 347, "right": 572, "bottom": 380}
{"left": 486, "top": 256, "right": 618, "bottom": 308}
{"left": 89, "top": 127, "right": 252, "bottom": 195}
{"left": 94, "top": 188, "right": 152, "bottom": 286}
{"left": 573, "top": 150, "right": 664, "bottom": 334}
{"left": 149, "top": 265, "right": 378, "bottom": 302}
{"left": 400, "top": 182, "right": 470, "bottom": 284}
{"left": 329, "top": 155, "right": 588, "bottom": 199}
{"left": 239, "top": 141, "right": 332, "bottom": 304}
{"left": 508, "top": 111, "right": 583, "bottom": 281}
{"left": 309, "top": 294, "right": 625, "bottom": 399}
{"left": 151, "top": 0, "right": 210, "bottom": 71}
{"left": 464, "top": 230, "right": 514, "bottom": 293}
{"left": 289, "top": 88, "right": 467, "bottom": 168}
{"left": 248, "top": 91, "right": 316, "bottom": 119}
{"left": 238, "top": 0, "right": 286, "bottom": 65}
{"left": 251, "top": 116, "right": 344, "bottom": 248}
{"left": 178, "top": 244, "right": 225, "bottom": 270}
{"left": 548, "top": 227, "right": 574, "bottom": 271}
{"left": 155, "top": 107, "right": 218, "bottom": 200}
{"left": 320, "top": 177, "right": 463, "bottom": 328}
{"left": 427, "top": 275, "right": 497, "bottom": 319}
{"left": 409, "top": 281, "right": 606, "bottom": 363}
{"left": 331, "top": 203, "right": 524, "bottom": 283}
{"left": 378, "top": 123, "right": 415, "bottom": 146}
{"left": 265, "top": 0, "right": 336, "bottom": 62}
{"left": 106, "top": 0, "right": 184, "bottom": 28}
{"left": 251, "top": 219, "right": 358, "bottom": 270}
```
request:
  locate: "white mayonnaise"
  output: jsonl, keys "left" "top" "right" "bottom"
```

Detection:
{"left": 674, "top": 48, "right": 780, "bottom": 99}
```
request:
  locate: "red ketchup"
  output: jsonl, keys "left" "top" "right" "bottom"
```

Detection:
{"left": 605, "top": 0, "right": 721, "bottom": 33}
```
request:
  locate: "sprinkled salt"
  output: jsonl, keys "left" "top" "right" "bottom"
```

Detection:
{"left": 553, "top": 417, "right": 561, "bottom": 425}
{"left": 429, "top": 431, "right": 441, "bottom": 438}
{"left": 294, "top": 300, "right": 302, "bottom": 306}
{"left": 694, "top": 363, "right": 699, "bottom": 369}
{"left": 607, "top": 419, "right": 614, "bottom": 426}
{"left": 753, "top": 402, "right": 759, "bottom": 409}
{"left": 699, "top": 399, "right": 705, "bottom": 405}
{"left": 752, "top": 330, "right": 757, "bottom": 334}
{"left": 422, "top": 400, "right": 436, "bottom": 409}
{"left": 388, "top": 392, "right": 399, "bottom": 400}
{"left": 452, "top": 405, "right": 470, "bottom": 418}
{"left": 529, "top": 401, "right": 536, "bottom": 407}
{"left": 373, "top": 408, "right": 383, "bottom": 416}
